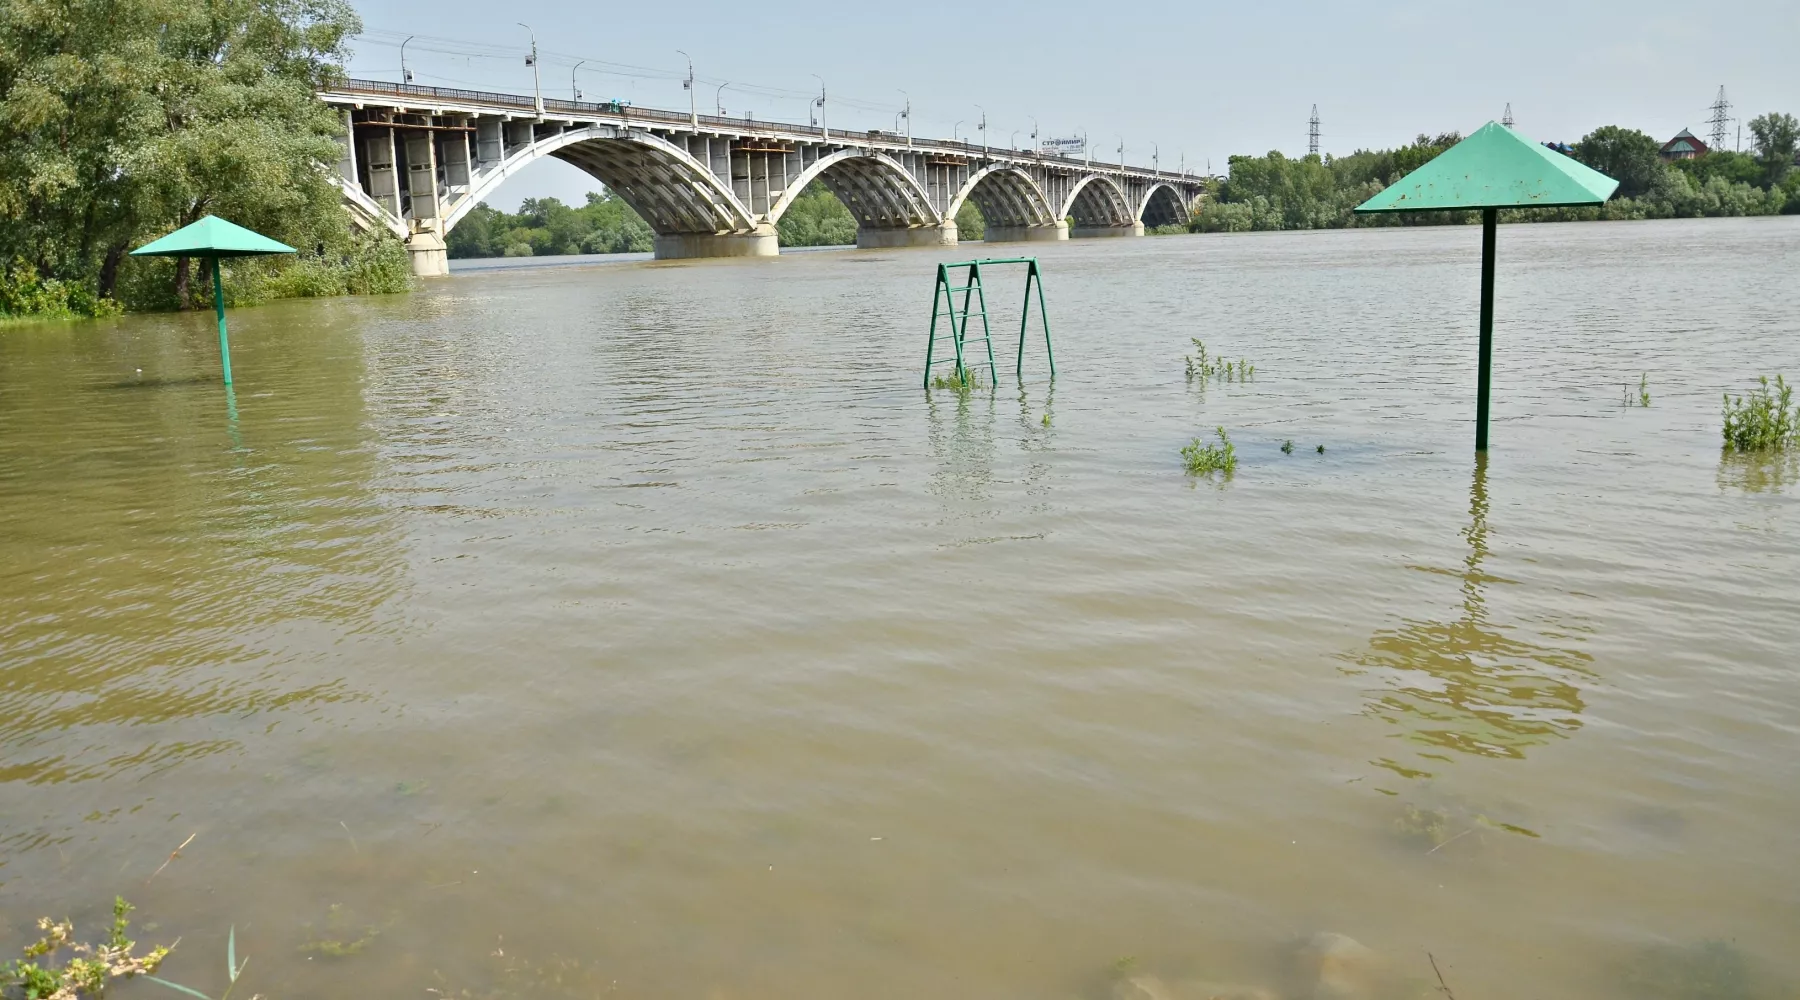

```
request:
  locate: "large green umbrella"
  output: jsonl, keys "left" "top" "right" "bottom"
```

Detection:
{"left": 131, "top": 216, "right": 296, "bottom": 385}
{"left": 1355, "top": 123, "right": 1618, "bottom": 450}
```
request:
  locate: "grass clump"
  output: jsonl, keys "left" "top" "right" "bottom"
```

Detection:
{"left": 3, "top": 897, "right": 171, "bottom": 998}
{"left": 1281, "top": 439, "right": 1294, "bottom": 454}
{"left": 1625, "top": 373, "right": 1651, "bottom": 407}
{"left": 1184, "top": 339, "right": 1255, "bottom": 383}
{"left": 1181, "top": 427, "right": 1238, "bottom": 476}
{"left": 930, "top": 365, "right": 985, "bottom": 391}
{"left": 1722, "top": 375, "right": 1795, "bottom": 452}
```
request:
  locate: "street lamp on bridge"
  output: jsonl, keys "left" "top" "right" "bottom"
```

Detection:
{"left": 975, "top": 105, "right": 987, "bottom": 156}
{"left": 1010, "top": 130, "right": 1019, "bottom": 151}
{"left": 716, "top": 82, "right": 730, "bottom": 117}
{"left": 677, "top": 50, "right": 697, "bottom": 127}
{"left": 1030, "top": 117, "right": 1039, "bottom": 156}
{"left": 812, "top": 75, "right": 827, "bottom": 140}
{"left": 953, "top": 120, "right": 965, "bottom": 143}
{"left": 897, "top": 90, "right": 911, "bottom": 148}
{"left": 517, "top": 23, "right": 543, "bottom": 119}
{"left": 1153, "top": 143, "right": 1159, "bottom": 174}
{"left": 401, "top": 35, "right": 415, "bottom": 84}
{"left": 571, "top": 60, "right": 584, "bottom": 101}
{"left": 1116, "top": 135, "right": 1125, "bottom": 170}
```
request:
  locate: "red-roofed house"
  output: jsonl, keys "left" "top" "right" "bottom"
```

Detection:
{"left": 1659, "top": 129, "right": 1709, "bottom": 161}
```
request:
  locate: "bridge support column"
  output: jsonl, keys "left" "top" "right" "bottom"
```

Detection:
{"left": 856, "top": 223, "right": 958, "bottom": 249}
{"left": 654, "top": 225, "right": 779, "bottom": 260}
{"left": 1071, "top": 222, "right": 1146, "bottom": 238}
{"left": 407, "top": 226, "right": 449, "bottom": 277}
{"left": 982, "top": 222, "right": 1069, "bottom": 244}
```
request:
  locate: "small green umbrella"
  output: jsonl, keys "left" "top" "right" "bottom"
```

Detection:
{"left": 131, "top": 216, "right": 296, "bottom": 385}
{"left": 1355, "top": 123, "right": 1618, "bottom": 451}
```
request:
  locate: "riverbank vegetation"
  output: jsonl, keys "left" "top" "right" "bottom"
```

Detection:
{"left": 0, "top": 0, "right": 412, "bottom": 320}
{"left": 446, "top": 193, "right": 654, "bottom": 258}
{"left": 1192, "top": 114, "right": 1800, "bottom": 232}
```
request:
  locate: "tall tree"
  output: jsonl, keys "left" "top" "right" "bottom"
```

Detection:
{"left": 1, "top": 0, "right": 364, "bottom": 308}
{"left": 1573, "top": 126, "right": 1662, "bottom": 199}
{"left": 1748, "top": 112, "right": 1798, "bottom": 186}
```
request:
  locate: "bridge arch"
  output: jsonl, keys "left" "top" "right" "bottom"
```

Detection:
{"left": 948, "top": 166, "right": 1057, "bottom": 229}
{"left": 1059, "top": 175, "right": 1135, "bottom": 228}
{"left": 444, "top": 126, "right": 757, "bottom": 236}
{"left": 1138, "top": 182, "right": 1191, "bottom": 229}
{"left": 769, "top": 149, "right": 942, "bottom": 229}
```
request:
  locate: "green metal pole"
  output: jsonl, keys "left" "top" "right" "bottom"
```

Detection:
{"left": 211, "top": 256, "right": 233, "bottom": 386}
{"left": 1033, "top": 260, "right": 1053, "bottom": 379}
{"left": 924, "top": 264, "right": 946, "bottom": 388}
{"left": 1475, "top": 208, "right": 1496, "bottom": 451}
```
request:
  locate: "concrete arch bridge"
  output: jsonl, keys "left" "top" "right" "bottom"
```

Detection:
{"left": 319, "top": 79, "right": 1204, "bottom": 275}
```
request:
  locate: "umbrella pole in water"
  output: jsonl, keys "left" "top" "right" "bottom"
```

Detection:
{"left": 1476, "top": 207, "right": 1495, "bottom": 451}
{"left": 210, "top": 255, "right": 233, "bottom": 386}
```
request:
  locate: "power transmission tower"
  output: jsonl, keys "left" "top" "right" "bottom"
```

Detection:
{"left": 1707, "top": 86, "right": 1731, "bottom": 152}
{"left": 1308, "top": 105, "right": 1320, "bottom": 157}
{"left": 1502, "top": 103, "right": 1514, "bottom": 128}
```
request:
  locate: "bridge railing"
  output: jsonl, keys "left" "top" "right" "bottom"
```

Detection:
{"left": 324, "top": 78, "right": 1196, "bottom": 182}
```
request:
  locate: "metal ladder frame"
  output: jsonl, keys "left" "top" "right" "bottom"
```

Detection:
{"left": 922, "top": 257, "right": 1054, "bottom": 389}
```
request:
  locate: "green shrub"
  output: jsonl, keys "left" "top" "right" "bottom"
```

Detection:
{"left": 1181, "top": 426, "right": 1238, "bottom": 476}
{"left": 1722, "top": 375, "right": 1795, "bottom": 452}
{"left": 1, "top": 258, "right": 122, "bottom": 319}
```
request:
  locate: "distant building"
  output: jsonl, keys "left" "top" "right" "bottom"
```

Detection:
{"left": 1659, "top": 129, "right": 1709, "bottom": 160}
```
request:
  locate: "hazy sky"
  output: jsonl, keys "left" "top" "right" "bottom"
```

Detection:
{"left": 344, "top": 0, "right": 1800, "bottom": 211}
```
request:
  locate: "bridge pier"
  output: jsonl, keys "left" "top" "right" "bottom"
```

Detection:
{"left": 1071, "top": 222, "right": 1146, "bottom": 238}
{"left": 982, "top": 222, "right": 1069, "bottom": 244}
{"left": 407, "top": 227, "right": 450, "bottom": 277}
{"left": 654, "top": 226, "right": 779, "bottom": 260}
{"left": 856, "top": 223, "right": 958, "bottom": 249}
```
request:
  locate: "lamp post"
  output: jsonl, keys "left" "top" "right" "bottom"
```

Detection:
{"left": 715, "top": 82, "right": 730, "bottom": 116}
{"left": 518, "top": 23, "right": 542, "bottom": 118}
{"left": 677, "top": 50, "right": 696, "bottom": 127}
{"left": 897, "top": 89, "right": 911, "bottom": 148}
{"left": 571, "top": 60, "right": 584, "bottom": 101}
{"left": 812, "top": 74, "right": 827, "bottom": 140}
{"left": 976, "top": 105, "right": 987, "bottom": 156}
{"left": 401, "top": 35, "right": 415, "bottom": 84}
{"left": 1115, "top": 135, "right": 1125, "bottom": 170}
{"left": 1030, "top": 117, "right": 1039, "bottom": 157}
{"left": 1082, "top": 127, "right": 1090, "bottom": 166}
{"left": 1153, "top": 143, "right": 1159, "bottom": 174}
{"left": 953, "top": 120, "right": 965, "bottom": 143}
{"left": 1010, "top": 130, "right": 1019, "bottom": 152}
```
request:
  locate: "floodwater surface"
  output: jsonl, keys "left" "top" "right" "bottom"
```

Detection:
{"left": 2, "top": 218, "right": 1798, "bottom": 999}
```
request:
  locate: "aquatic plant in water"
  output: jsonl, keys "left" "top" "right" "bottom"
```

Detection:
{"left": 1625, "top": 373, "right": 1651, "bottom": 407}
{"left": 3, "top": 898, "right": 173, "bottom": 999}
{"left": 931, "top": 366, "right": 985, "bottom": 391}
{"left": 1281, "top": 439, "right": 1294, "bottom": 454}
{"left": 1722, "top": 375, "right": 1795, "bottom": 452}
{"left": 1184, "top": 339, "right": 1255, "bottom": 383}
{"left": 1181, "top": 427, "right": 1238, "bottom": 476}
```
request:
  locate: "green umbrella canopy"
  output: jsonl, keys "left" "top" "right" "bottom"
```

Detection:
{"left": 130, "top": 215, "right": 296, "bottom": 258}
{"left": 1356, "top": 122, "right": 1619, "bottom": 213}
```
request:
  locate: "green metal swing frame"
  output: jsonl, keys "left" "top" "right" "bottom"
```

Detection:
{"left": 922, "top": 257, "right": 1054, "bottom": 389}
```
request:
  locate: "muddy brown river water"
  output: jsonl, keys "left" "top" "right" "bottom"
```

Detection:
{"left": 2, "top": 218, "right": 1798, "bottom": 999}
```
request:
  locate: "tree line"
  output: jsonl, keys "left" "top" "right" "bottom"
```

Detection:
{"left": 448, "top": 183, "right": 992, "bottom": 259}
{"left": 1191, "top": 114, "right": 1800, "bottom": 232}
{"left": 1, "top": 0, "right": 412, "bottom": 320}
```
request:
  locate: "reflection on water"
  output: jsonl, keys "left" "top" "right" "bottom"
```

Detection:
{"left": 1348, "top": 455, "right": 1595, "bottom": 774}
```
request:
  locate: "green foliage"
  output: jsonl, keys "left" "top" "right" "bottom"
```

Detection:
{"left": 1184, "top": 339, "right": 1255, "bottom": 382}
{"left": 930, "top": 364, "right": 985, "bottom": 391}
{"left": 1722, "top": 375, "right": 1795, "bottom": 452}
{"left": 1626, "top": 373, "right": 1651, "bottom": 408}
{"left": 1181, "top": 426, "right": 1238, "bottom": 476}
{"left": 955, "top": 199, "right": 986, "bottom": 241}
{"left": 0, "top": 0, "right": 397, "bottom": 315}
{"left": 1573, "top": 126, "right": 1663, "bottom": 199}
{"left": 1281, "top": 439, "right": 1294, "bottom": 454}
{"left": 775, "top": 183, "right": 857, "bottom": 247}
{"left": 2, "top": 257, "right": 122, "bottom": 319}
{"left": 1748, "top": 112, "right": 1798, "bottom": 187}
{"left": 446, "top": 191, "right": 654, "bottom": 259}
{"left": 3, "top": 897, "right": 172, "bottom": 998}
